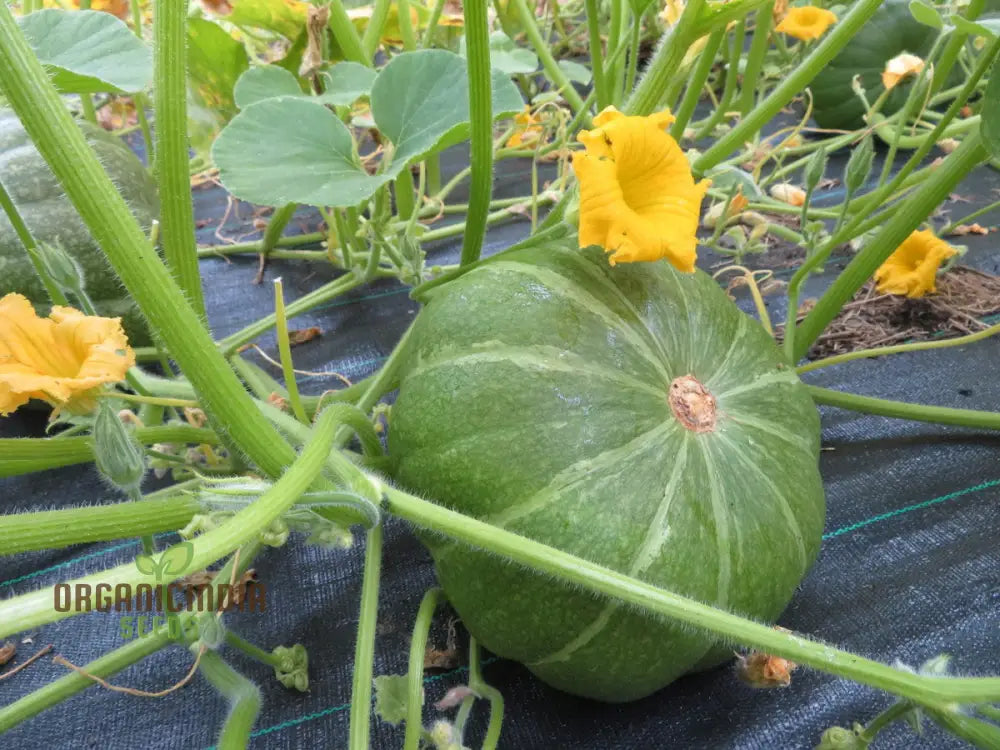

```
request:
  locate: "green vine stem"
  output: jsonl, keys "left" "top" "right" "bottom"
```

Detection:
{"left": 693, "top": 0, "right": 884, "bottom": 174}
{"left": 459, "top": 0, "right": 493, "bottom": 266}
{"left": 348, "top": 523, "right": 384, "bottom": 750}
{"left": 625, "top": 0, "right": 707, "bottom": 116}
{"left": 422, "top": 0, "right": 447, "bottom": 47}
{"left": 196, "top": 649, "right": 262, "bottom": 749}
{"left": 272, "top": 278, "right": 309, "bottom": 424}
{"left": 327, "top": 0, "right": 369, "bottom": 66}
{"left": 396, "top": 0, "right": 417, "bottom": 50}
{"left": 0, "top": 625, "right": 174, "bottom": 733}
{"left": 797, "top": 322, "right": 1000, "bottom": 375}
{"left": 933, "top": 0, "right": 985, "bottom": 94}
{"left": 0, "top": 406, "right": 342, "bottom": 640}
{"left": 0, "top": 2, "right": 307, "bottom": 481}
{"left": 361, "top": 0, "right": 392, "bottom": 60}
{"left": 670, "top": 30, "right": 724, "bottom": 139}
{"left": 805, "top": 386, "right": 1000, "bottom": 431}
{"left": 404, "top": 587, "right": 444, "bottom": 750}
{"left": 0, "top": 494, "right": 199, "bottom": 555}
{"left": 0, "top": 424, "right": 219, "bottom": 478}
{"left": 467, "top": 638, "right": 504, "bottom": 749}
{"left": 692, "top": 18, "right": 746, "bottom": 140}
{"left": 508, "top": 0, "right": 586, "bottom": 114}
{"left": 793, "top": 133, "right": 988, "bottom": 360}
{"left": 153, "top": 0, "right": 205, "bottom": 320}
{"left": 583, "top": 0, "right": 609, "bottom": 110}
{"left": 0, "top": 177, "right": 68, "bottom": 305}
{"left": 737, "top": 2, "right": 774, "bottom": 115}
{"left": 128, "top": 0, "right": 155, "bottom": 163}
{"left": 259, "top": 202, "right": 297, "bottom": 268}
{"left": 375, "top": 482, "right": 1000, "bottom": 708}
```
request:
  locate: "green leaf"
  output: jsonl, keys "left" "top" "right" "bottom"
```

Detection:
{"left": 234, "top": 66, "right": 304, "bottom": 109}
{"left": 373, "top": 674, "right": 413, "bottom": 726}
{"left": 982, "top": 67, "right": 1000, "bottom": 159}
{"left": 372, "top": 49, "right": 524, "bottom": 169}
{"left": 159, "top": 542, "right": 195, "bottom": 576}
{"left": 952, "top": 15, "right": 1000, "bottom": 38}
{"left": 212, "top": 96, "right": 388, "bottom": 207}
{"left": 187, "top": 17, "right": 249, "bottom": 158}
{"left": 704, "top": 164, "right": 762, "bottom": 198}
{"left": 317, "top": 62, "right": 378, "bottom": 106}
{"left": 558, "top": 59, "right": 592, "bottom": 86}
{"left": 17, "top": 9, "right": 152, "bottom": 94}
{"left": 227, "top": 0, "right": 308, "bottom": 39}
{"left": 461, "top": 31, "right": 539, "bottom": 75}
{"left": 908, "top": 0, "right": 943, "bottom": 29}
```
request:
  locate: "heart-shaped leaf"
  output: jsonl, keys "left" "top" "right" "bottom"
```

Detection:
{"left": 212, "top": 96, "right": 388, "bottom": 207}
{"left": 317, "top": 62, "right": 378, "bottom": 106}
{"left": 214, "top": 49, "right": 523, "bottom": 208}
{"left": 372, "top": 49, "right": 524, "bottom": 169}
{"left": 18, "top": 9, "right": 152, "bottom": 93}
{"left": 460, "top": 31, "right": 538, "bottom": 75}
{"left": 234, "top": 66, "right": 304, "bottom": 109}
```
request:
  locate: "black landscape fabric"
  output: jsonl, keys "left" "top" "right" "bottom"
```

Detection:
{"left": 1, "top": 147, "right": 999, "bottom": 750}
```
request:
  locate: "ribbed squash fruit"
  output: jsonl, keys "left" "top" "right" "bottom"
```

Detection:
{"left": 0, "top": 109, "right": 158, "bottom": 344}
{"left": 389, "top": 240, "right": 826, "bottom": 702}
{"left": 810, "top": 0, "right": 937, "bottom": 130}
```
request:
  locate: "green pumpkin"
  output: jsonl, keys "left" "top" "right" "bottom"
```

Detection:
{"left": 389, "top": 239, "right": 826, "bottom": 702}
{"left": 0, "top": 109, "right": 159, "bottom": 344}
{"left": 810, "top": 0, "right": 938, "bottom": 130}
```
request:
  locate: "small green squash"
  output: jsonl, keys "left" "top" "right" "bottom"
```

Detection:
{"left": 389, "top": 240, "right": 826, "bottom": 702}
{"left": 810, "top": 0, "right": 937, "bottom": 131}
{"left": 0, "top": 109, "right": 159, "bottom": 344}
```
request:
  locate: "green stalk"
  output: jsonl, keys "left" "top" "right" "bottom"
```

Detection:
{"left": 459, "top": 0, "right": 493, "bottom": 266}
{"left": 327, "top": 0, "right": 369, "bottom": 66}
{"left": 153, "top": 0, "right": 205, "bottom": 320}
{"left": 1, "top": 6, "right": 307, "bottom": 479}
{"left": 197, "top": 650, "right": 262, "bottom": 750}
{"left": 422, "top": 0, "right": 447, "bottom": 47}
{"left": 693, "top": 0, "right": 884, "bottom": 174}
{"left": 737, "top": 2, "right": 773, "bottom": 114}
{"left": 0, "top": 177, "right": 68, "bottom": 305}
{"left": 223, "top": 632, "right": 284, "bottom": 670}
{"left": 0, "top": 424, "right": 220, "bottom": 478}
{"left": 806, "top": 386, "right": 1000, "bottom": 431}
{"left": 793, "top": 133, "right": 988, "bottom": 360}
{"left": 403, "top": 587, "right": 444, "bottom": 750}
{"left": 395, "top": 167, "right": 416, "bottom": 223}
{"left": 670, "top": 29, "right": 724, "bottom": 139}
{"left": 468, "top": 638, "right": 504, "bottom": 749}
{"left": 0, "top": 495, "right": 199, "bottom": 555}
{"left": 623, "top": 15, "right": 642, "bottom": 102}
{"left": 692, "top": 18, "right": 745, "bottom": 139}
{"left": 933, "top": 0, "right": 985, "bottom": 93}
{"left": 396, "top": 0, "right": 417, "bottom": 51}
{"left": 797, "top": 322, "right": 1000, "bottom": 375}
{"left": 361, "top": 0, "right": 392, "bottom": 60}
{"left": 218, "top": 272, "right": 368, "bottom": 355}
{"left": 272, "top": 278, "right": 309, "bottom": 424}
{"left": 376, "top": 482, "right": 1000, "bottom": 708}
{"left": 584, "top": 0, "right": 609, "bottom": 109}
{"left": 508, "top": 0, "right": 586, "bottom": 114}
{"left": 259, "top": 203, "right": 298, "bottom": 263}
{"left": 0, "top": 626, "right": 174, "bottom": 733}
{"left": 196, "top": 232, "right": 325, "bottom": 258}
{"left": 941, "top": 197, "right": 1000, "bottom": 235}
{"left": 0, "top": 405, "right": 341, "bottom": 640}
{"left": 348, "top": 523, "right": 384, "bottom": 750}
{"left": 625, "top": 0, "right": 707, "bottom": 115}
{"left": 606, "top": 0, "right": 626, "bottom": 104}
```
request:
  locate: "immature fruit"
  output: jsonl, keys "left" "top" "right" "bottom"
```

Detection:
{"left": 390, "top": 241, "right": 826, "bottom": 702}
{"left": 810, "top": 0, "right": 937, "bottom": 130}
{"left": 0, "top": 109, "right": 159, "bottom": 344}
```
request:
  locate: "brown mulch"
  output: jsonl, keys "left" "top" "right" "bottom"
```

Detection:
{"left": 778, "top": 266, "right": 1000, "bottom": 360}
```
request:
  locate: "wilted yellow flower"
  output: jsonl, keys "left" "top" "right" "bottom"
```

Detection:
{"left": 775, "top": 6, "right": 837, "bottom": 41}
{"left": 0, "top": 294, "right": 135, "bottom": 416}
{"left": 882, "top": 53, "right": 925, "bottom": 91}
{"left": 874, "top": 230, "right": 957, "bottom": 298}
{"left": 572, "top": 107, "right": 709, "bottom": 273}
{"left": 507, "top": 107, "right": 544, "bottom": 148}
{"left": 770, "top": 183, "right": 807, "bottom": 206}
{"left": 660, "top": 0, "right": 684, "bottom": 26}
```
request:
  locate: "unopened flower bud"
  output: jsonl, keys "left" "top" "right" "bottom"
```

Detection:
{"left": 770, "top": 183, "right": 807, "bottom": 206}
{"left": 748, "top": 223, "right": 769, "bottom": 243}
{"left": 815, "top": 725, "right": 867, "bottom": 749}
{"left": 803, "top": 145, "right": 827, "bottom": 193}
{"left": 36, "top": 241, "right": 86, "bottom": 295}
{"left": 93, "top": 401, "right": 146, "bottom": 495}
{"left": 844, "top": 137, "right": 874, "bottom": 196}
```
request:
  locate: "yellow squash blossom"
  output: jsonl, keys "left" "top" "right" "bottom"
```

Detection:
{"left": 775, "top": 6, "right": 837, "bottom": 41}
{"left": 0, "top": 294, "right": 135, "bottom": 416}
{"left": 882, "top": 53, "right": 925, "bottom": 91}
{"left": 873, "top": 230, "right": 957, "bottom": 299}
{"left": 770, "top": 183, "right": 807, "bottom": 206}
{"left": 572, "top": 106, "right": 710, "bottom": 272}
